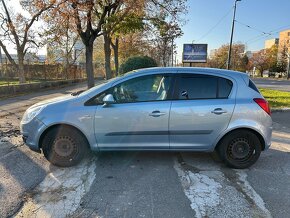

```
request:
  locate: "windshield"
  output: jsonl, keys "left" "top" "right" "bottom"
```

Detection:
{"left": 77, "top": 76, "right": 120, "bottom": 97}
{"left": 78, "top": 71, "right": 137, "bottom": 97}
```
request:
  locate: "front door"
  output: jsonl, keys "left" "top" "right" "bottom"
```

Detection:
{"left": 94, "top": 74, "right": 173, "bottom": 150}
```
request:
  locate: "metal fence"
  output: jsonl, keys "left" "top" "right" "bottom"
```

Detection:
{"left": 0, "top": 59, "right": 105, "bottom": 86}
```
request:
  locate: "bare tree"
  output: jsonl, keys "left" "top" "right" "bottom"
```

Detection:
{"left": 71, "top": 0, "right": 120, "bottom": 88}
{"left": 0, "top": 0, "right": 65, "bottom": 83}
{"left": 43, "top": 10, "right": 80, "bottom": 78}
{"left": 143, "top": 0, "right": 187, "bottom": 66}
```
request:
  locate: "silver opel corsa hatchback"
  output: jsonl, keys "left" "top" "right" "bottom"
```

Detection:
{"left": 20, "top": 68, "right": 272, "bottom": 169}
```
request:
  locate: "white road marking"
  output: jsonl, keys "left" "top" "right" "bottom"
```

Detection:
{"left": 236, "top": 171, "right": 272, "bottom": 217}
{"left": 174, "top": 165, "right": 221, "bottom": 218}
{"left": 15, "top": 158, "right": 96, "bottom": 218}
{"left": 174, "top": 159, "right": 272, "bottom": 218}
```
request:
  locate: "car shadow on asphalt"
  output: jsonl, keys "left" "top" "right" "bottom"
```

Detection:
{"left": 0, "top": 141, "right": 48, "bottom": 217}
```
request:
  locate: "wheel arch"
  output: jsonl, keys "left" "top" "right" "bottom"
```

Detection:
{"left": 215, "top": 127, "right": 266, "bottom": 151}
{"left": 39, "top": 123, "right": 91, "bottom": 150}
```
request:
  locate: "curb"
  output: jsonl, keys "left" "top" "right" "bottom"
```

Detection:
{"left": 271, "top": 108, "right": 290, "bottom": 113}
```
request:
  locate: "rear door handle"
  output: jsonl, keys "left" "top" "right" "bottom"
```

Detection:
{"left": 211, "top": 108, "right": 227, "bottom": 115}
{"left": 149, "top": 110, "right": 166, "bottom": 117}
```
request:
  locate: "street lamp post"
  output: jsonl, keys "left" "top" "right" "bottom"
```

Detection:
{"left": 287, "top": 53, "right": 290, "bottom": 80}
{"left": 227, "top": 0, "right": 241, "bottom": 70}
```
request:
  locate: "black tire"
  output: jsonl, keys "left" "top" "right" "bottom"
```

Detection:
{"left": 42, "top": 126, "right": 88, "bottom": 167}
{"left": 217, "top": 130, "right": 262, "bottom": 169}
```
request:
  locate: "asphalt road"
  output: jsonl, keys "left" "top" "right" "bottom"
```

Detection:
{"left": 0, "top": 81, "right": 290, "bottom": 218}
{"left": 253, "top": 78, "right": 290, "bottom": 92}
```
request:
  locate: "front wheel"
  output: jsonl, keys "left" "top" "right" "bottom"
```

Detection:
{"left": 217, "top": 130, "right": 262, "bottom": 169}
{"left": 42, "top": 127, "right": 88, "bottom": 167}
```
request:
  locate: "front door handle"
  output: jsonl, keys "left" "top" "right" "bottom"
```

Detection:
{"left": 211, "top": 108, "right": 227, "bottom": 115}
{"left": 149, "top": 110, "right": 166, "bottom": 117}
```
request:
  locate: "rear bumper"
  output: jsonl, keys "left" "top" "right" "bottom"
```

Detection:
{"left": 264, "top": 143, "right": 271, "bottom": 150}
{"left": 263, "top": 125, "right": 272, "bottom": 150}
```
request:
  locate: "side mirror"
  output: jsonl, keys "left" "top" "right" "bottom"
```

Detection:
{"left": 103, "top": 94, "right": 115, "bottom": 105}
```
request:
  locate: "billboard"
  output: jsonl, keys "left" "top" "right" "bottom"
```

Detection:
{"left": 182, "top": 44, "right": 208, "bottom": 63}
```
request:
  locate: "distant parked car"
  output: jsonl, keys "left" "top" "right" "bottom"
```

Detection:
{"left": 20, "top": 67, "right": 272, "bottom": 169}
{"left": 268, "top": 72, "right": 276, "bottom": 78}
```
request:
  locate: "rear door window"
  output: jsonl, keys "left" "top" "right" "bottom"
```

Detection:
{"left": 177, "top": 76, "right": 218, "bottom": 99}
{"left": 218, "top": 78, "right": 233, "bottom": 98}
{"left": 175, "top": 74, "right": 233, "bottom": 100}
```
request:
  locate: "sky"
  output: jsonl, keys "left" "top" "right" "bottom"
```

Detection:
{"left": 176, "top": 0, "right": 290, "bottom": 62}
{"left": 4, "top": 0, "right": 290, "bottom": 61}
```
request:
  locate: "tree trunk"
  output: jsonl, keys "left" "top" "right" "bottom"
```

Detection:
{"left": 65, "top": 55, "right": 69, "bottom": 80}
{"left": 112, "top": 38, "right": 119, "bottom": 76}
{"left": 162, "top": 53, "right": 167, "bottom": 67}
{"left": 18, "top": 53, "right": 26, "bottom": 84}
{"left": 85, "top": 42, "right": 95, "bottom": 88}
{"left": 0, "top": 41, "right": 18, "bottom": 77}
{"left": 104, "top": 34, "right": 112, "bottom": 79}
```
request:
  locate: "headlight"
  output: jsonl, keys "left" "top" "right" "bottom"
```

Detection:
{"left": 21, "top": 105, "right": 46, "bottom": 124}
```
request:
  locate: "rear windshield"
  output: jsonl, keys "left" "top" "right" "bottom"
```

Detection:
{"left": 249, "top": 79, "right": 260, "bottom": 93}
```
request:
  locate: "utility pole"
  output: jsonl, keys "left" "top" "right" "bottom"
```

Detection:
{"left": 174, "top": 52, "right": 177, "bottom": 67}
{"left": 287, "top": 53, "right": 290, "bottom": 80}
{"left": 227, "top": 0, "right": 241, "bottom": 70}
{"left": 171, "top": 38, "right": 174, "bottom": 67}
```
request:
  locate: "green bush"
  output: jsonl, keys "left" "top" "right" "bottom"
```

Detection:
{"left": 120, "top": 56, "right": 158, "bottom": 74}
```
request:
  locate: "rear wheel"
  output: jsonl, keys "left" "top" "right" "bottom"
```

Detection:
{"left": 217, "top": 130, "right": 262, "bottom": 169}
{"left": 42, "top": 126, "right": 88, "bottom": 167}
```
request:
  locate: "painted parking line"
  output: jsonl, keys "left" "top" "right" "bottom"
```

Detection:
{"left": 16, "top": 157, "right": 97, "bottom": 218}
{"left": 174, "top": 157, "right": 272, "bottom": 218}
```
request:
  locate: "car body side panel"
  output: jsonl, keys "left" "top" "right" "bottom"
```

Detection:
{"left": 169, "top": 98, "right": 236, "bottom": 150}
{"left": 94, "top": 101, "right": 171, "bottom": 149}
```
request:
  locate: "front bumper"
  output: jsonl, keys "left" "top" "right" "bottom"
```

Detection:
{"left": 20, "top": 117, "right": 47, "bottom": 153}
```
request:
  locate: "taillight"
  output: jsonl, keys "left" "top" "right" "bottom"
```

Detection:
{"left": 254, "top": 98, "right": 271, "bottom": 116}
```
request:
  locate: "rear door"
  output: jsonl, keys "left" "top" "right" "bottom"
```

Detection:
{"left": 169, "top": 73, "right": 236, "bottom": 150}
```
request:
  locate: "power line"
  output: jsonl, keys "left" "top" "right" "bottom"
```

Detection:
{"left": 246, "top": 35, "right": 272, "bottom": 45}
{"left": 267, "top": 24, "right": 290, "bottom": 33}
{"left": 235, "top": 20, "right": 271, "bottom": 35}
{"left": 195, "top": 7, "right": 233, "bottom": 43}
{"left": 245, "top": 24, "right": 290, "bottom": 45}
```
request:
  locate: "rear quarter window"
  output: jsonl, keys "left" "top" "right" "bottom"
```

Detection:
{"left": 249, "top": 79, "right": 260, "bottom": 93}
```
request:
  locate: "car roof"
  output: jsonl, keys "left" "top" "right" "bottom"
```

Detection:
{"left": 123, "top": 67, "right": 248, "bottom": 83}
{"left": 134, "top": 67, "right": 246, "bottom": 77}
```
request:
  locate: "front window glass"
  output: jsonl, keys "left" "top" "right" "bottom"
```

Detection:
{"left": 90, "top": 74, "right": 172, "bottom": 105}
{"left": 113, "top": 75, "right": 171, "bottom": 103}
